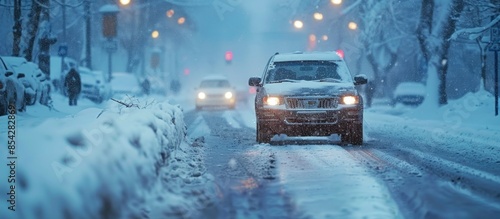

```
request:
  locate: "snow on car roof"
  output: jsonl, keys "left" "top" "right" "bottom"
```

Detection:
{"left": 394, "top": 82, "right": 426, "bottom": 97}
{"left": 0, "top": 56, "right": 27, "bottom": 66}
{"left": 273, "top": 51, "right": 342, "bottom": 62}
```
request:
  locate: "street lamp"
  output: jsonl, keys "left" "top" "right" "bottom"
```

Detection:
{"left": 99, "top": 4, "right": 119, "bottom": 82}
{"left": 177, "top": 17, "right": 185, "bottom": 25}
{"left": 166, "top": 9, "right": 174, "bottom": 18}
{"left": 348, "top": 21, "right": 358, "bottom": 30}
{"left": 119, "top": 0, "right": 131, "bottom": 6}
{"left": 151, "top": 30, "right": 159, "bottom": 38}
{"left": 313, "top": 12, "right": 323, "bottom": 21}
{"left": 331, "top": 0, "right": 342, "bottom": 5}
{"left": 293, "top": 20, "right": 304, "bottom": 29}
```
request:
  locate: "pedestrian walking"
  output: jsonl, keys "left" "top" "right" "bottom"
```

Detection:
{"left": 64, "top": 68, "right": 81, "bottom": 106}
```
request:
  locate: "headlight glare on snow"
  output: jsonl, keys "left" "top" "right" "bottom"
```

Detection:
{"left": 342, "top": 95, "right": 358, "bottom": 105}
{"left": 197, "top": 92, "right": 206, "bottom": 99}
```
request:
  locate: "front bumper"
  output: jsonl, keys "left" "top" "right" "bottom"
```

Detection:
{"left": 256, "top": 105, "right": 362, "bottom": 136}
{"left": 196, "top": 95, "right": 235, "bottom": 107}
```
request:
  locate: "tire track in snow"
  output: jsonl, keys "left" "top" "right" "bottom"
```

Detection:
{"left": 346, "top": 140, "right": 500, "bottom": 218}
{"left": 189, "top": 110, "right": 300, "bottom": 219}
{"left": 271, "top": 145, "right": 403, "bottom": 219}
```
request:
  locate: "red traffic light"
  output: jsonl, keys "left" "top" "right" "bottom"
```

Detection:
{"left": 225, "top": 51, "right": 233, "bottom": 62}
{"left": 335, "top": 49, "right": 344, "bottom": 59}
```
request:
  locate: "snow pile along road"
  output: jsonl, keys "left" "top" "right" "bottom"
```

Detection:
{"left": 0, "top": 100, "right": 213, "bottom": 219}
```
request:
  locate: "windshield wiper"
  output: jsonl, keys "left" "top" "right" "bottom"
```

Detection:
{"left": 269, "top": 79, "right": 298, "bottom": 83}
{"left": 314, "top": 78, "right": 343, "bottom": 83}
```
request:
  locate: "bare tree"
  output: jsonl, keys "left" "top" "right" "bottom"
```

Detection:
{"left": 12, "top": 0, "right": 22, "bottom": 56}
{"left": 23, "top": 0, "right": 45, "bottom": 61}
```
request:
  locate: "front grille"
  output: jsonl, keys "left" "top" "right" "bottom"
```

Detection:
{"left": 286, "top": 97, "right": 338, "bottom": 109}
{"left": 206, "top": 94, "right": 224, "bottom": 99}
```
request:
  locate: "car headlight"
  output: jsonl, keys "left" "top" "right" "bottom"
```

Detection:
{"left": 198, "top": 92, "right": 206, "bottom": 99}
{"left": 224, "top": 91, "right": 233, "bottom": 99}
{"left": 264, "top": 96, "right": 281, "bottom": 106}
{"left": 341, "top": 95, "right": 358, "bottom": 105}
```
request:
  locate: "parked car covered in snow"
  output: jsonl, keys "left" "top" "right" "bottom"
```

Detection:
{"left": 0, "top": 56, "right": 26, "bottom": 115}
{"left": 0, "top": 56, "right": 42, "bottom": 105}
{"left": 79, "top": 67, "right": 111, "bottom": 103}
{"left": 392, "top": 82, "right": 426, "bottom": 106}
{"left": 110, "top": 72, "right": 142, "bottom": 98}
{"left": 195, "top": 75, "right": 236, "bottom": 110}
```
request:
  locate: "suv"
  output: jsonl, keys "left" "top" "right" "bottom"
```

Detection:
{"left": 248, "top": 51, "right": 367, "bottom": 145}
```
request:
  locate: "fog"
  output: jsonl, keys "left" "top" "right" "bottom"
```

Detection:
{"left": 180, "top": 0, "right": 308, "bottom": 91}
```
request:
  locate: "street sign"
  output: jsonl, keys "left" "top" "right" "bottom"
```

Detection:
{"left": 58, "top": 44, "right": 68, "bottom": 56}
{"left": 489, "top": 43, "right": 500, "bottom": 51}
{"left": 104, "top": 39, "right": 117, "bottom": 53}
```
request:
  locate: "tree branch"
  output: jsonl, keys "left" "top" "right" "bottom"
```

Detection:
{"left": 450, "top": 14, "right": 500, "bottom": 40}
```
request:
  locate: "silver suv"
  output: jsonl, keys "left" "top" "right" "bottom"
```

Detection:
{"left": 248, "top": 51, "right": 367, "bottom": 145}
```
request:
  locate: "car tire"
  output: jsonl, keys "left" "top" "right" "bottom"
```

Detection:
{"left": 95, "top": 96, "right": 104, "bottom": 104}
{"left": 341, "top": 123, "right": 363, "bottom": 145}
{"left": 256, "top": 121, "right": 272, "bottom": 144}
{"left": 26, "top": 92, "right": 37, "bottom": 105}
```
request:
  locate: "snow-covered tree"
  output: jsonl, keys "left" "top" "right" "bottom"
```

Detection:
{"left": 451, "top": 0, "right": 500, "bottom": 91}
{"left": 417, "top": 0, "right": 465, "bottom": 107}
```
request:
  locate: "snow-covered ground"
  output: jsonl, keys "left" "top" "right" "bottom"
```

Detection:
{"left": 0, "top": 88, "right": 498, "bottom": 219}
{"left": 0, "top": 93, "right": 213, "bottom": 219}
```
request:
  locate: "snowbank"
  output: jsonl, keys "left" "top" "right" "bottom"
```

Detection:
{"left": 0, "top": 100, "right": 212, "bottom": 219}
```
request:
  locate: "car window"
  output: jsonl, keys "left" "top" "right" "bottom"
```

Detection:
{"left": 200, "top": 80, "right": 230, "bottom": 88}
{"left": 265, "top": 60, "right": 351, "bottom": 83}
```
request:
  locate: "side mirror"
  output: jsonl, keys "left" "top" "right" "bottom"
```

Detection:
{"left": 248, "top": 77, "right": 262, "bottom": 86}
{"left": 17, "top": 73, "right": 26, "bottom": 79}
{"left": 353, "top": 74, "right": 368, "bottom": 85}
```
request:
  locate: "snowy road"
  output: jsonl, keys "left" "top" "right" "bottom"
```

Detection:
{"left": 183, "top": 102, "right": 500, "bottom": 219}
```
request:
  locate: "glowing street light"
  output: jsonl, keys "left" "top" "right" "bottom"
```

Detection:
{"left": 313, "top": 12, "right": 323, "bottom": 21}
{"left": 348, "top": 21, "right": 358, "bottom": 30}
{"left": 293, "top": 20, "right": 304, "bottom": 29}
{"left": 177, "top": 17, "right": 185, "bottom": 25}
{"left": 331, "top": 0, "right": 342, "bottom": 5}
{"left": 166, "top": 9, "right": 174, "bottom": 18}
{"left": 322, "top": 35, "right": 328, "bottom": 41}
{"left": 119, "top": 0, "right": 131, "bottom": 6}
{"left": 151, "top": 30, "right": 159, "bottom": 38}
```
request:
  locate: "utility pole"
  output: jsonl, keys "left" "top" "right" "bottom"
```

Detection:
{"left": 84, "top": 0, "right": 92, "bottom": 68}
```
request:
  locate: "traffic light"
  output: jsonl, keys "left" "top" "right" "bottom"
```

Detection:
{"left": 335, "top": 49, "right": 344, "bottom": 59}
{"left": 225, "top": 51, "right": 233, "bottom": 64}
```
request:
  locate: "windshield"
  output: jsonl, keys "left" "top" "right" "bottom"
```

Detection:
{"left": 264, "top": 61, "right": 352, "bottom": 84}
{"left": 199, "top": 80, "right": 230, "bottom": 88}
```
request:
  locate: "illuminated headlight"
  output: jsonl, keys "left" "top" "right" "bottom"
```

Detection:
{"left": 224, "top": 91, "right": 233, "bottom": 99}
{"left": 342, "top": 95, "right": 358, "bottom": 105}
{"left": 197, "top": 92, "right": 206, "bottom": 99}
{"left": 264, "top": 96, "right": 281, "bottom": 106}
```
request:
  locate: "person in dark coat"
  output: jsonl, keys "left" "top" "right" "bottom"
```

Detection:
{"left": 64, "top": 68, "right": 81, "bottom": 106}
{"left": 365, "top": 80, "right": 376, "bottom": 108}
